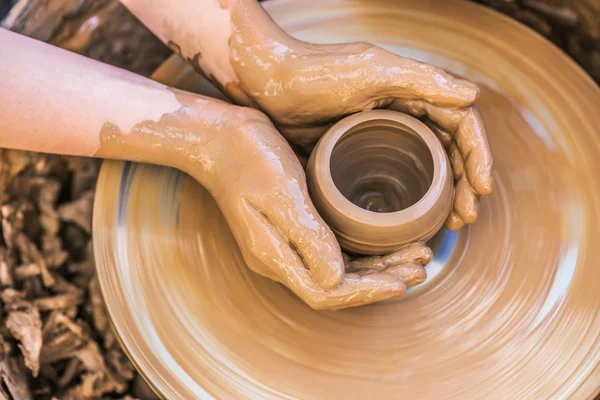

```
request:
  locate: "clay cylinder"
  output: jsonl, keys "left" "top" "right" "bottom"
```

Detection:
{"left": 306, "top": 110, "right": 454, "bottom": 255}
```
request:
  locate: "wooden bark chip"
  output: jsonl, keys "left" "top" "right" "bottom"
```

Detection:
{"left": 0, "top": 0, "right": 168, "bottom": 398}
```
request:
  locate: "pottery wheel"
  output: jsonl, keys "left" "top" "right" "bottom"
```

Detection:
{"left": 93, "top": 0, "right": 600, "bottom": 398}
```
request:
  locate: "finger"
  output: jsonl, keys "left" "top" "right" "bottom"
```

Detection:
{"left": 325, "top": 273, "right": 407, "bottom": 311}
{"left": 253, "top": 177, "right": 344, "bottom": 290}
{"left": 255, "top": 244, "right": 404, "bottom": 311}
{"left": 242, "top": 199, "right": 334, "bottom": 304}
{"left": 238, "top": 201, "right": 305, "bottom": 289}
{"left": 276, "top": 123, "right": 330, "bottom": 152}
{"left": 457, "top": 108, "right": 493, "bottom": 195}
{"left": 446, "top": 141, "right": 465, "bottom": 180}
{"left": 391, "top": 101, "right": 493, "bottom": 195}
{"left": 345, "top": 255, "right": 387, "bottom": 274}
{"left": 424, "top": 120, "right": 464, "bottom": 176}
{"left": 259, "top": 197, "right": 345, "bottom": 290}
{"left": 434, "top": 137, "right": 480, "bottom": 224}
{"left": 345, "top": 242, "right": 432, "bottom": 273}
{"left": 423, "top": 105, "right": 492, "bottom": 195}
{"left": 425, "top": 120, "right": 453, "bottom": 148}
{"left": 380, "top": 242, "right": 433, "bottom": 266}
{"left": 287, "top": 198, "right": 345, "bottom": 290}
{"left": 445, "top": 210, "right": 465, "bottom": 231}
{"left": 373, "top": 48, "right": 479, "bottom": 107}
{"left": 291, "top": 226, "right": 345, "bottom": 290}
{"left": 454, "top": 176, "right": 479, "bottom": 224}
{"left": 387, "top": 262, "right": 427, "bottom": 288}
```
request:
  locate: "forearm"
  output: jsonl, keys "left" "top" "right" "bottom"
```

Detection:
{"left": 0, "top": 28, "right": 186, "bottom": 159}
{"left": 118, "top": 0, "right": 292, "bottom": 106}
{"left": 120, "top": 0, "right": 236, "bottom": 84}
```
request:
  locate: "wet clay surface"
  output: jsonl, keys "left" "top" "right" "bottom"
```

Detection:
{"left": 119, "top": 0, "right": 491, "bottom": 231}
{"left": 93, "top": 0, "right": 600, "bottom": 399}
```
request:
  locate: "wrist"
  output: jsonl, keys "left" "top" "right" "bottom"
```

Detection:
{"left": 173, "top": 102, "right": 263, "bottom": 196}
{"left": 96, "top": 94, "right": 238, "bottom": 192}
{"left": 214, "top": 0, "right": 301, "bottom": 107}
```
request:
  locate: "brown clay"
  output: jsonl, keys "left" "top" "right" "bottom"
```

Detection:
{"left": 93, "top": 1, "right": 600, "bottom": 398}
{"left": 306, "top": 110, "right": 453, "bottom": 255}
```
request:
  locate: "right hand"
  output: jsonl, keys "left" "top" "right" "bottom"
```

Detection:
{"left": 103, "top": 95, "right": 433, "bottom": 310}
{"left": 180, "top": 105, "right": 432, "bottom": 310}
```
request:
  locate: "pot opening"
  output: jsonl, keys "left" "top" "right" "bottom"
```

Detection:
{"left": 330, "top": 118, "right": 434, "bottom": 213}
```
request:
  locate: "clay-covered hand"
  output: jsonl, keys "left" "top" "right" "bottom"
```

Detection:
{"left": 99, "top": 93, "right": 432, "bottom": 309}
{"left": 182, "top": 107, "right": 431, "bottom": 310}
{"left": 221, "top": 10, "right": 493, "bottom": 231}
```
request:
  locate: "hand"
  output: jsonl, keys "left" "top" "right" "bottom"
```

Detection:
{"left": 179, "top": 105, "right": 432, "bottom": 310}
{"left": 224, "top": 22, "right": 493, "bottom": 230}
{"left": 98, "top": 91, "right": 433, "bottom": 309}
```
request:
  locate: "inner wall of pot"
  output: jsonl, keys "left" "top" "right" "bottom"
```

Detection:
{"left": 330, "top": 119, "right": 434, "bottom": 213}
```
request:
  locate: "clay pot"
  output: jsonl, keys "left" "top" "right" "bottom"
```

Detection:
{"left": 306, "top": 110, "right": 453, "bottom": 255}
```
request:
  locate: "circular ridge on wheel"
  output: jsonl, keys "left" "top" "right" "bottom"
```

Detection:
{"left": 94, "top": 0, "right": 600, "bottom": 398}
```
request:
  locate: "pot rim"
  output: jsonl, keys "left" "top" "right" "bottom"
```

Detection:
{"left": 309, "top": 109, "right": 450, "bottom": 231}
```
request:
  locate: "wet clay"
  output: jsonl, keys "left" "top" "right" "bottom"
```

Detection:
{"left": 306, "top": 110, "right": 454, "bottom": 255}
{"left": 94, "top": 1, "right": 600, "bottom": 398}
{"left": 94, "top": 90, "right": 432, "bottom": 310}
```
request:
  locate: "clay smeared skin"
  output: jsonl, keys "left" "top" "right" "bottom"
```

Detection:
{"left": 222, "top": 0, "right": 493, "bottom": 229}
{"left": 226, "top": 1, "right": 476, "bottom": 128}
{"left": 95, "top": 93, "right": 431, "bottom": 310}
